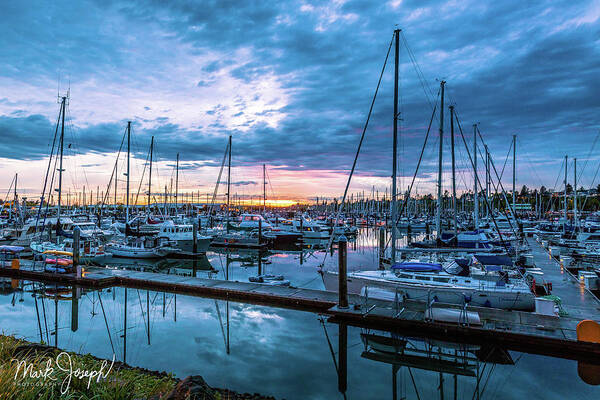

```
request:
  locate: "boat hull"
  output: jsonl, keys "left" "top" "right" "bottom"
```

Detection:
{"left": 322, "top": 271, "right": 535, "bottom": 311}
{"left": 105, "top": 246, "right": 160, "bottom": 259}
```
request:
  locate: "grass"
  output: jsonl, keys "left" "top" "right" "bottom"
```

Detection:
{"left": 0, "top": 335, "right": 177, "bottom": 399}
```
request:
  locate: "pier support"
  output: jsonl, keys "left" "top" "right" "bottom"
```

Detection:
{"left": 258, "top": 219, "right": 262, "bottom": 244}
{"left": 192, "top": 222, "right": 198, "bottom": 254}
{"left": 338, "top": 235, "right": 348, "bottom": 309}
{"left": 71, "top": 286, "right": 79, "bottom": 332}
{"left": 193, "top": 222, "right": 198, "bottom": 276}
{"left": 73, "top": 227, "right": 81, "bottom": 278}
{"left": 379, "top": 227, "right": 385, "bottom": 270}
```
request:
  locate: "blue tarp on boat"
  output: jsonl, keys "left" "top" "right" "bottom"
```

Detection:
{"left": 474, "top": 254, "right": 512, "bottom": 266}
{"left": 392, "top": 262, "right": 443, "bottom": 272}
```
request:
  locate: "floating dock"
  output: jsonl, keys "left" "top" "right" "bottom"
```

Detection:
{"left": 1, "top": 244, "right": 600, "bottom": 364}
{"left": 528, "top": 237, "right": 600, "bottom": 323}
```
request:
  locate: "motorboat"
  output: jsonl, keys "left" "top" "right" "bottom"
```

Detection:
{"left": 157, "top": 221, "right": 211, "bottom": 252}
{"left": 277, "top": 217, "right": 329, "bottom": 239}
{"left": 31, "top": 236, "right": 111, "bottom": 264}
{"left": 106, "top": 237, "right": 175, "bottom": 259}
{"left": 237, "top": 214, "right": 272, "bottom": 230}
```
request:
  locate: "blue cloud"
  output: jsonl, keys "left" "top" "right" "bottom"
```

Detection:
{"left": 0, "top": 0, "right": 598, "bottom": 191}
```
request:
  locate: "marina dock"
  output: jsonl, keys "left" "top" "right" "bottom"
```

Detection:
{"left": 2, "top": 251, "right": 600, "bottom": 365}
{"left": 528, "top": 237, "right": 600, "bottom": 323}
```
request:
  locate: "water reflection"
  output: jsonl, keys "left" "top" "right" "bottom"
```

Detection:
{"left": 1, "top": 228, "right": 599, "bottom": 399}
{"left": 0, "top": 280, "right": 598, "bottom": 399}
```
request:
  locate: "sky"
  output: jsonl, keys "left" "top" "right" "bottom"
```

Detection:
{"left": 0, "top": 0, "right": 599, "bottom": 204}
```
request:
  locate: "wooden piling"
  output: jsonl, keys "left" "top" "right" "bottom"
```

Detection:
{"left": 338, "top": 235, "right": 348, "bottom": 308}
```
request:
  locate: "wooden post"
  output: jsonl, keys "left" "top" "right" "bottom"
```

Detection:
{"left": 73, "top": 227, "right": 81, "bottom": 278}
{"left": 378, "top": 227, "right": 385, "bottom": 269}
{"left": 192, "top": 222, "right": 198, "bottom": 254}
{"left": 71, "top": 286, "right": 79, "bottom": 332}
{"left": 123, "top": 288, "right": 127, "bottom": 363}
{"left": 338, "top": 235, "right": 348, "bottom": 308}
{"left": 258, "top": 254, "right": 262, "bottom": 276}
{"left": 258, "top": 219, "right": 262, "bottom": 244}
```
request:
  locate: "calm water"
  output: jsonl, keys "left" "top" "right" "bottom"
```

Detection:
{"left": 1, "top": 229, "right": 598, "bottom": 399}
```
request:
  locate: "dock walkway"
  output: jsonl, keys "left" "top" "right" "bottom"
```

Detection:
{"left": 528, "top": 237, "right": 600, "bottom": 327}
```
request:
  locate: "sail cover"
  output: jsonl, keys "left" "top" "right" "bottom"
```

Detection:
{"left": 392, "top": 262, "right": 443, "bottom": 272}
{"left": 474, "top": 254, "right": 512, "bottom": 266}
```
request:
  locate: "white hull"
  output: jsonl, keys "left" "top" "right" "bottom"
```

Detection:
{"left": 322, "top": 271, "right": 535, "bottom": 311}
{"left": 106, "top": 245, "right": 159, "bottom": 259}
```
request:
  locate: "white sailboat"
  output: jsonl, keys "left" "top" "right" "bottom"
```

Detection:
{"left": 321, "top": 261, "right": 536, "bottom": 311}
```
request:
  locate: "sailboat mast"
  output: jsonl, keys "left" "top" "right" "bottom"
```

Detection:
{"left": 449, "top": 106, "right": 457, "bottom": 241}
{"left": 57, "top": 96, "right": 66, "bottom": 222}
{"left": 391, "top": 28, "right": 400, "bottom": 262}
{"left": 574, "top": 157, "right": 578, "bottom": 231}
{"left": 485, "top": 145, "right": 489, "bottom": 218}
{"left": 564, "top": 155, "right": 568, "bottom": 232}
{"left": 13, "top": 173, "right": 18, "bottom": 232}
{"left": 436, "top": 81, "right": 445, "bottom": 241}
{"left": 512, "top": 134, "right": 516, "bottom": 217}
{"left": 473, "top": 124, "right": 479, "bottom": 232}
{"left": 175, "top": 152, "right": 179, "bottom": 216}
{"left": 148, "top": 136, "right": 154, "bottom": 211}
{"left": 126, "top": 121, "right": 131, "bottom": 224}
{"left": 227, "top": 135, "right": 232, "bottom": 232}
{"left": 263, "top": 163, "right": 266, "bottom": 213}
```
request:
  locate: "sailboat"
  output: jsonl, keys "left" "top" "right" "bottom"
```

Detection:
{"left": 322, "top": 259, "right": 536, "bottom": 310}
{"left": 320, "top": 30, "right": 537, "bottom": 310}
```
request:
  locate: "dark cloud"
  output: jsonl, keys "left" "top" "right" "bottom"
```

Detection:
{"left": 1, "top": 0, "right": 599, "bottom": 190}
